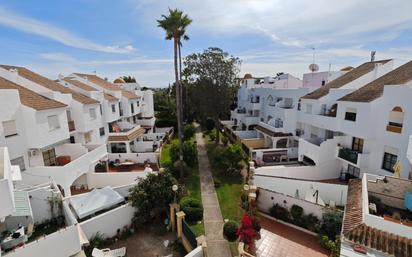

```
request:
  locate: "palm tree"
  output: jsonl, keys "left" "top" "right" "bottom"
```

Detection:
{"left": 178, "top": 32, "right": 189, "bottom": 121}
{"left": 157, "top": 8, "right": 192, "bottom": 163}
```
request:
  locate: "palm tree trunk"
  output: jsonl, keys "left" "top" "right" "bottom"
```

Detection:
{"left": 174, "top": 36, "right": 184, "bottom": 162}
{"left": 178, "top": 42, "right": 184, "bottom": 122}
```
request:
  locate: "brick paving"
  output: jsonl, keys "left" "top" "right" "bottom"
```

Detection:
{"left": 196, "top": 131, "right": 232, "bottom": 257}
{"left": 255, "top": 216, "right": 330, "bottom": 257}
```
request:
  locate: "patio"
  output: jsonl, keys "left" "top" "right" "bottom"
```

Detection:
{"left": 254, "top": 216, "right": 329, "bottom": 257}
{"left": 105, "top": 222, "right": 178, "bottom": 257}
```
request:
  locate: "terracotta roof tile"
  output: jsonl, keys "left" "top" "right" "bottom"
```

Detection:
{"left": 104, "top": 93, "right": 118, "bottom": 101}
{"left": 108, "top": 127, "right": 145, "bottom": 142}
{"left": 73, "top": 73, "right": 140, "bottom": 100}
{"left": 62, "top": 78, "right": 97, "bottom": 92}
{"left": 121, "top": 89, "right": 140, "bottom": 100}
{"left": 301, "top": 59, "right": 392, "bottom": 100}
{"left": 0, "top": 77, "right": 66, "bottom": 110}
{"left": 0, "top": 65, "right": 99, "bottom": 105}
{"left": 73, "top": 73, "right": 121, "bottom": 91}
{"left": 339, "top": 60, "right": 412, "bottom": 102}
{"left": 343, "top": 179, "right": 412, "bottom": 257}
{"left": 255, "top": 125, "right": 293, "bottom": 137}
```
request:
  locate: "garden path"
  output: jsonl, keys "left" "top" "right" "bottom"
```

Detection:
{"left": 196, "top": 131, "right": 232, "bottom": 257}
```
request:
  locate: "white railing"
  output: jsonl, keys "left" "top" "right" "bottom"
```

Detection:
{"left": 25, "top": 144, "right": 107, "bottom": 190}
{"left": 258, "top": 121, "right": 284, "bottom": 133}
{"left": 108, "top": 152, "right": 158, "bottom": 164}
{"left": 109, "top": 124, "right": 142, "bottom": 137}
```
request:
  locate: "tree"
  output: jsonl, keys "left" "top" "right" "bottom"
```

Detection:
{"left": 184, "top": 47, "right": 241, "bottom": 143}
{"left": 157, "top": 9, "right": 192, "bottom": 162}
{"left": 122, "top": 75, "right": 136, "bottom": 83}
{"left": 154, "top": 89, "right": 177, "bottom": 129}
{"left": 130, "top": 171, "right": 181, "bottom": 228}
{"left": 214, "top": 144, "right": 245, "bottom": 176}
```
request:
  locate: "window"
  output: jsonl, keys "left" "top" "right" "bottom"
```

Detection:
{"left": 43, "top": 148, "right": 56, "bottom": 166}
{"left": 352, "top": 137, "right": 364, "bottom": 153}
{"left": 131, "top": 103, "right": 134, "bottom": 114}
{"left": 345, "top": 108, "right": 357, "bottom": 121}
{"left": 387, "top": 106, "right": 404, "bottom": 133}
{"left": 99, "top": 105, "right": 103, "bottom": 115}
{"left": 99, "top": 127, "right": 105, "bottom": 137}
{"left": 89, "top": 108, "right": 97, "bottom": 120}
{"left": 47, "top": 115, "right": 60, "bottom": 131}
{"left": 3, "top": 120, "right": 18, "bottom": 137}
{"left": 321, "top": 80, "right": 326, "bottom": 86}
{"left": 85, "top": 132, "right": 92, "bottom": 143}
{"left": 320, "top": 104, "right": 327, "bottom": 115}
{"left": 11, "top": 156, "right": 25, "bottom": 171}
{"left": 111, "top": 104, "right": 116, "bottom": 113}
{"left": 382, "top": 152, "right": 397, "bottom": 172}
{"left": 347, "top": 164, "right": 360, "bottom": 178}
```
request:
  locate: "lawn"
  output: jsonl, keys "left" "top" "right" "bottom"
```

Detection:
{"left": 204, "top": 132, "right": 245, "bottom": 256}
{"left": 160, "top": 135, "right": 204, "bottom": 236}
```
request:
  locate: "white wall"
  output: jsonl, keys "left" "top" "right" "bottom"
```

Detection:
{"left": 6, "top": 225, "right": 81, "bottom": 257}
{"left": 257, "top": 188, "right": 325, "bottom": 219}
{"left": 80, "top": 203, "right": 134, "bottom": 239}
{"left": 254, "top": 175, "right": 348, "bottom": 206}
{"left": 87, "top": 171, "right": 148, "bottom": 189}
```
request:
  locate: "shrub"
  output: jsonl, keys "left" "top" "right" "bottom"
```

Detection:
{"left": 205, "top": 118, "right": 215, "bottom": 131}
{"left": 183, "top": 124, "right": 196, "bottom": 140}
{"left": 236, "top": 214, "right": 256, "bottom": 247}
{"left": 180, "top": 197, "right": 203, "bottom": 222}
{"left": 290, "top": 204, "right": 304, "bottom": 226}
{"left": 214, "top": 144, "right": 245, "bottom": 176}
{"left": 269, "top": 204, "right": 290, "bottom": 222}
{"left": 85, "top": 232, "right": 105, "bottom": 257}
{"left": 319, "top": 211, "right": 343, "bottom": 239}
{"left": 320, "top": 235, "right": 341, "bottom": 257}
{"left": 170, "top": 141, "right": 198, "bottom": 167}
{"left": 223, "top": 221, "right": 239, "bottom": 242}
{"left": 304, "top": 213, "right": 320, "bottom": 232}
{"left": 222, "top": 136, "right": 229, "bottom": 146}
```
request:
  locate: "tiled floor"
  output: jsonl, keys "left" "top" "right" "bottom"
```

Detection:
{"left": 254, "top": 216, "right": 330, "bottom": 257}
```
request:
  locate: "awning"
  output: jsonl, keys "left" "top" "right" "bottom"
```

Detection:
{"left": 69, "top": 187, "right": 124, "bottom": 219}
{"left": 13, "top": 191, "right": 33, "bottom": 217}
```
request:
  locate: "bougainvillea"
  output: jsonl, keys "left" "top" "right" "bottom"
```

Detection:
{"left": 236, "top": 213, "right": 256, "bottom": 247}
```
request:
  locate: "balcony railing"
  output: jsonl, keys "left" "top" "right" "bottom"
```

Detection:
{"left": 68, "top": 121, "right": 75, "bottom": 132}
{"left": 338, "top": 148, "right": 359, "bottom": 164}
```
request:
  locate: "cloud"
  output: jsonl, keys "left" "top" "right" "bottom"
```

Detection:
{"left": 0, "top": 7, "right": 135, "bottom": 54}
{"left": 136, "top": 0, "right": 412, "bottom": 47}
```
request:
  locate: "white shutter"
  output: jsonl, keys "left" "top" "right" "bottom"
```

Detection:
{"left": 3, "top": 120, "right": 17, "bottom": 137}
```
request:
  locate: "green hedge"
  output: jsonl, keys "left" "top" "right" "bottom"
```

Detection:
{"left": 223, "top": 221, "right": 239, "bottom": 242}
{"left": 180, "top": 197, "right": 203, "bottom": 222}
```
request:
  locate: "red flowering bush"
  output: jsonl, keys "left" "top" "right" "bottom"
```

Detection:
{"left": 236, "top": 214, "right": 256, "bottom": 247}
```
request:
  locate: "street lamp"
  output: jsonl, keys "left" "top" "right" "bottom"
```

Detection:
{"left": 172, "top": 184, "right": 178, "bottom": 203}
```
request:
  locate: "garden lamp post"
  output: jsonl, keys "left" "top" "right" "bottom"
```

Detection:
{"left": 172, "top": 184, "right": 178, "bottom": 203}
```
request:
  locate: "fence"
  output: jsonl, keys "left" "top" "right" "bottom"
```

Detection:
{"left": 182, "top": 220, "right": 198, "bottom": 249}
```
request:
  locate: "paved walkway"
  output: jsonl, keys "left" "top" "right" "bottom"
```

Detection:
{"left": 196, "top": 132, "right": 232, "bottom": 257}
{"left": 255, "top": 216, "right": 330, "bottom": 257}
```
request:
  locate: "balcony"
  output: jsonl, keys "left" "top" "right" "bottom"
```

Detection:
{"left": 338, "top": 147, "right": 358, "bottom": 164}
{"left": 25, "top": 144, "right": 107, "bottom": 193}
{"left": 108, "top": 122, "right": 145, "bottom": 142}
{"left": 257, "top": 121, "right": 285, "bottom": 134}
{"left": 68, "top": 121, "right": 75, "bottom": 132}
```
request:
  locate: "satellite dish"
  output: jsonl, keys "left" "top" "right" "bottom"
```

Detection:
{"left": 309, "top": 63, "right": 319, "bottom": 72}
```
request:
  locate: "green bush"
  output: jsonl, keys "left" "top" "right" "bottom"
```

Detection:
{"left": 214, "top": 144, "right": 245, "bottom": 176}
{"left": 85, "top": 232, "right": 105, "bottom": 257}
{"left": 319, "top": 211, "right": 343, "bottom": 239}
{"left": 223, "top": 221, "right": 239, "bottom": 242}
{"left": 205, "top": 118, "right": 215, "bottom": 131}
{"left": 222, "top": 136, "right": 229, "bottom": 146}
{"left": 320, "top": 235, "right": 341, "bottom": 257}
{"left": 180, "top": 197, "right": 203, "bottom": 222}
{"left": 170, "top": 141, "right": 198, "bottom": 167}
{"left": 269, "top": 204, "right": 290, "bottom": 222}
{"left": 183, "top": 124, "right": 196, "bottom": 140}
{"left": 290, "top": 204, "right": 304, "bottom": 226}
